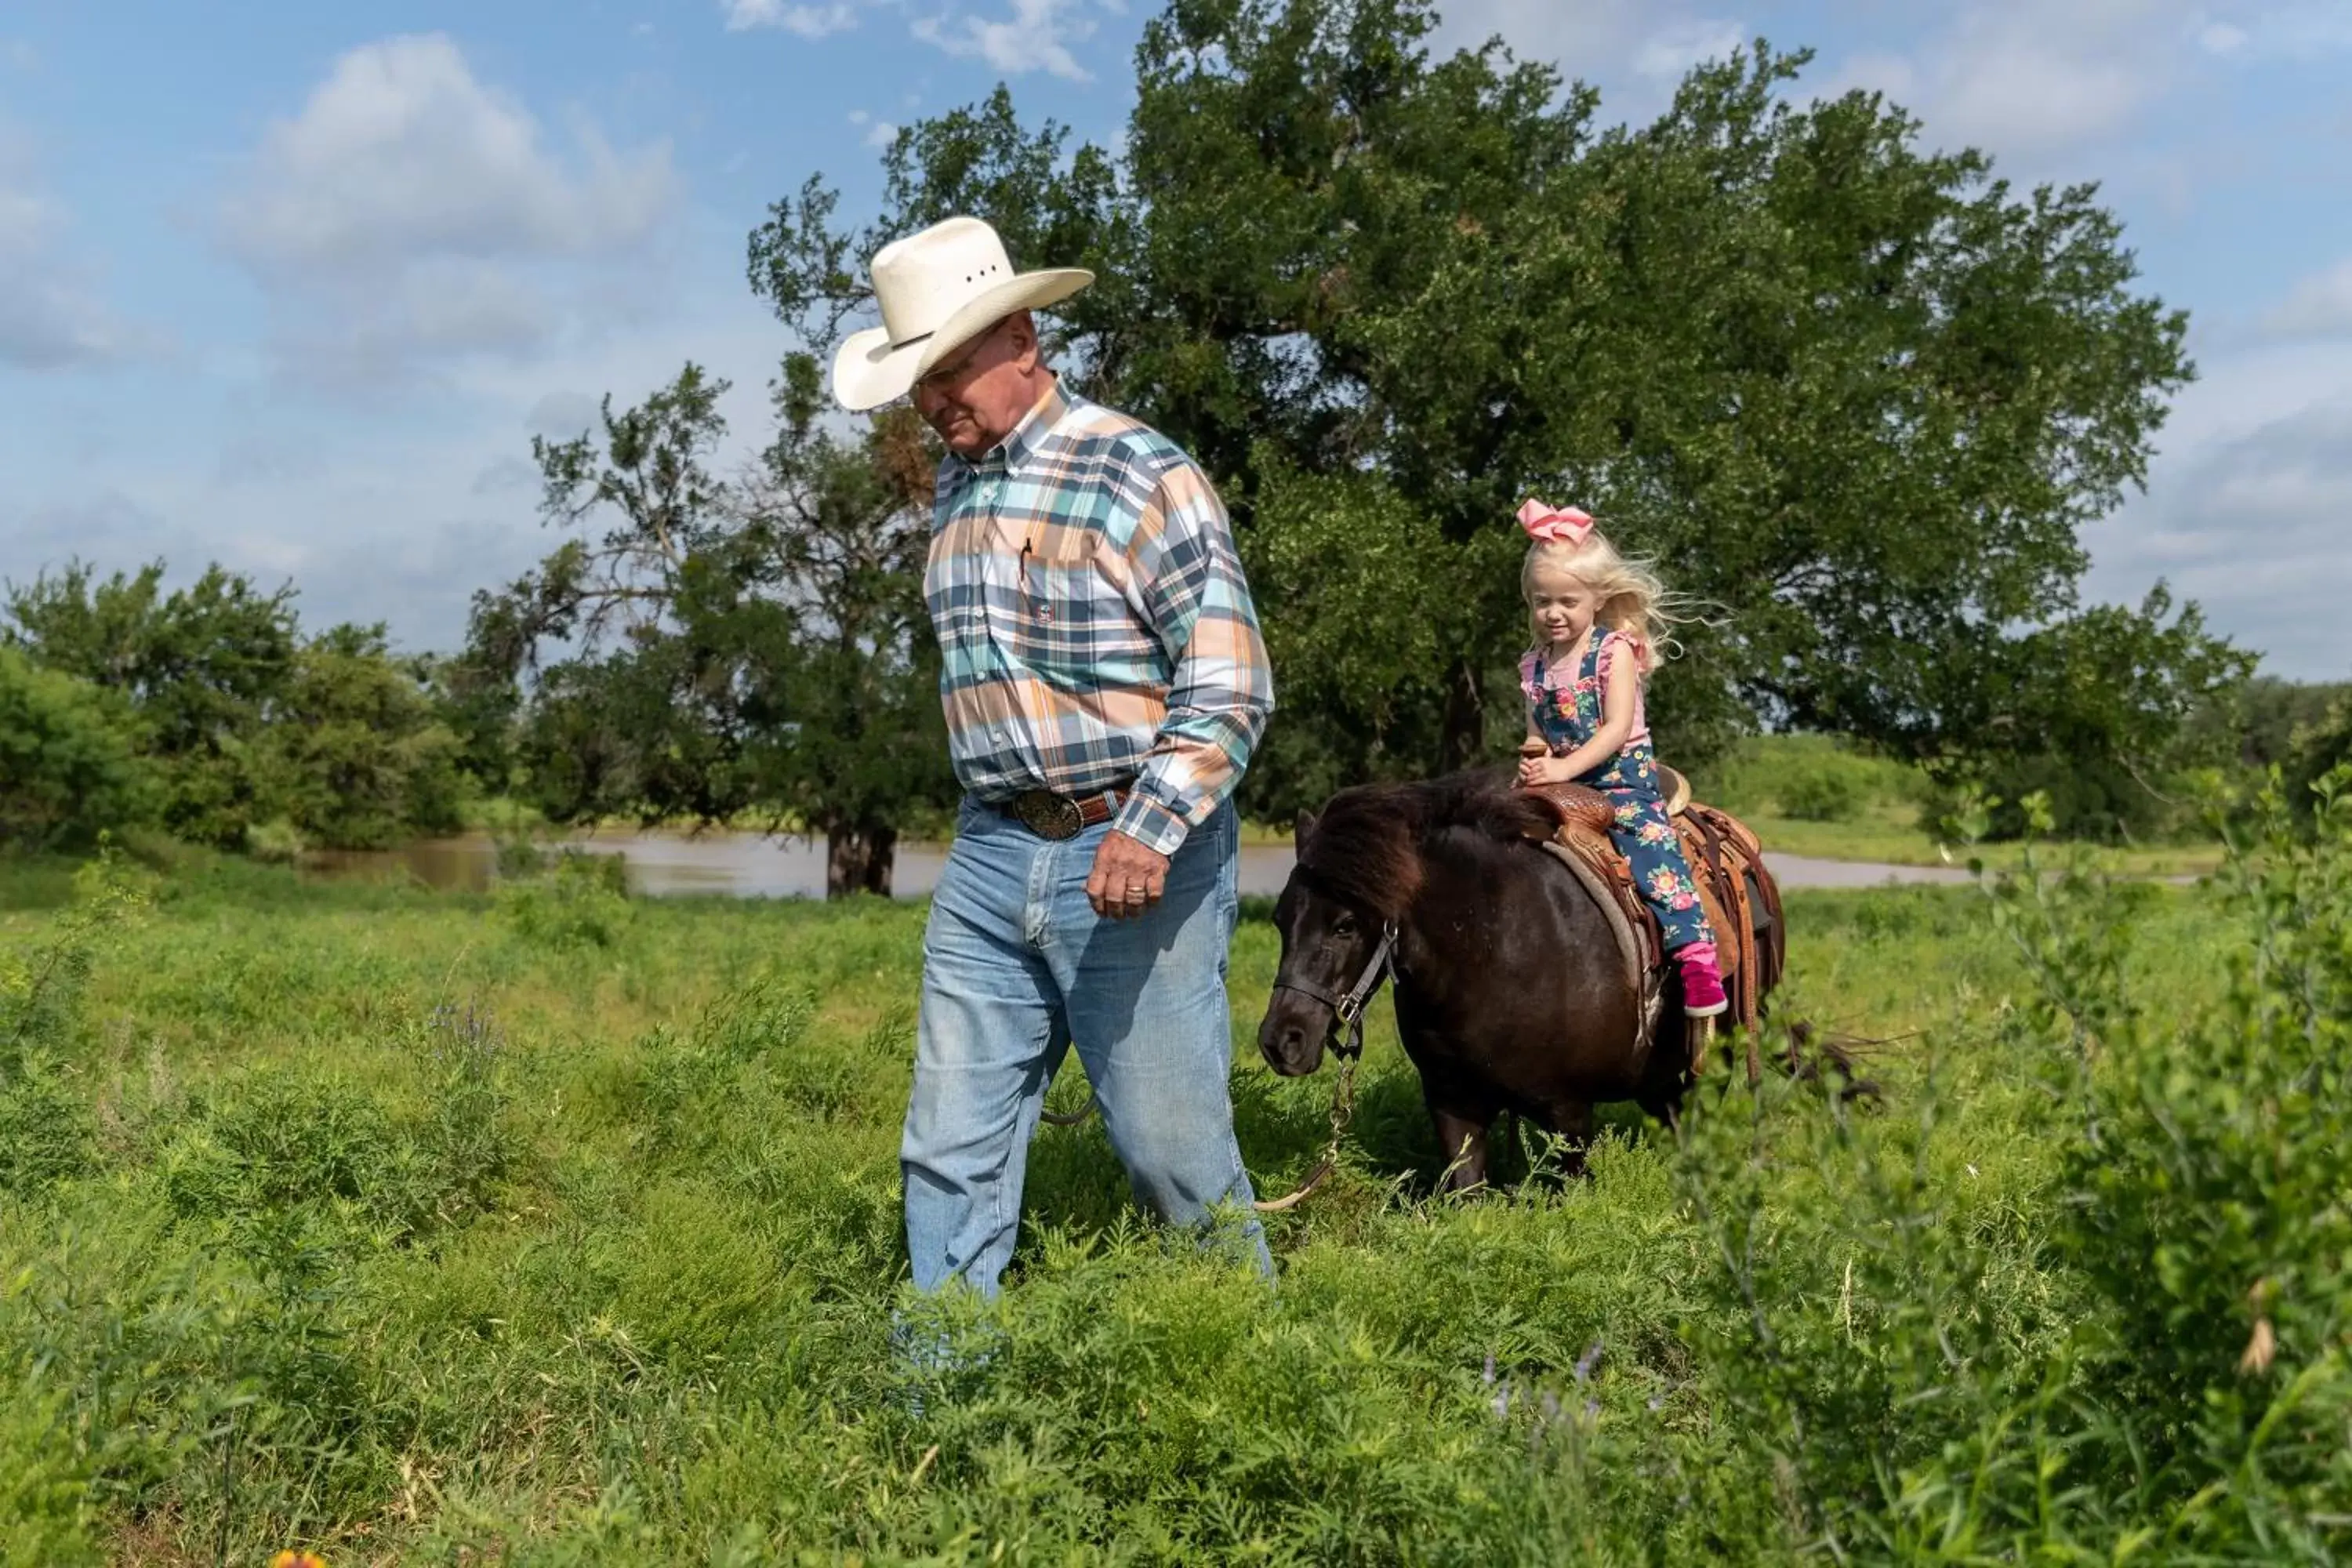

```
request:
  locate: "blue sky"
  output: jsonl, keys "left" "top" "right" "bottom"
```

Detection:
{"left": 4, "top": 0, "right": 2350, "bottom": 677}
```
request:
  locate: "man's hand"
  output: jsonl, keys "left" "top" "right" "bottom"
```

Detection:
{"left": 1086, "top": 829, "right": 1171, "bottom": 920}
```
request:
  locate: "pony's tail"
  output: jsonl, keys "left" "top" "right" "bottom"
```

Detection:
{"left": 1778, "top": 1020, "right": 1883, "bottom": 1102}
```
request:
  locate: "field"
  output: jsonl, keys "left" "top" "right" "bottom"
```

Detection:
{"left": 2, "top": 804, "right": 2346, "bottom": 1564}
{"left": 1693, "top": 735, "right": 2228, "bottom": 877}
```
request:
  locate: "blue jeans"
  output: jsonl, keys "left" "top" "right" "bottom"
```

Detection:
{"left": 901, "top": 796, "right": 1269, "bottom": 1296}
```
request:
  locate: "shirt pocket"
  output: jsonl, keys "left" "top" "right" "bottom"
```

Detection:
{"left": 1012, "top": 522, "right": 1103, "bottom": 629}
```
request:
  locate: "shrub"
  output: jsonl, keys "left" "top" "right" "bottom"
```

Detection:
{"left": 495, "top": 850, "right": 633, "bottom": 949}
{"left": 1775, "top": 755, "right": 1868, "bottom": 821}
{"left": 243, "top": 818, "right": 306, "bottom": 864}
{"left": 1697, "top": 734, "right": 1912, "bottom": 822}
{"left": 1, "top": 855, "right": 150, "bottom": 1079}
{"left": 0, "top": 648, "right": 153, "bottom": 852}
{"left": 0, "top": 1065, "right": 96, "bottom": 1196}
{"left": 0, "top": 1370, "right": 100, "bottom": 1566}
{"left": 1675, "top": 777, "right": 2352, "bottom": 1558}
{"left": 2284, "top": 695, "right": 2351, "bottom": 821}
{"left": 263, "top": 623, "right": 468, "bottom": 849}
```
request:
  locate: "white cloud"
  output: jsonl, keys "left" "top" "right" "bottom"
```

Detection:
{"left": 2086, "top": 328, "right": 2352, "bottom": 678}
{"left": 524, "top": 389, "right": 608, "bottom": 438}
{"left": 2203, "top": 2, "right": 2352, "bottom": 59}
{"left": 5, "top": 293, "right": 782, "bottom": 655}
{"left": 1432, "top": 0, "right": 1653, "bottom": 67}
{"left": 912, "top": 0, "right": 1095, "bottom": 81}
{"left": 212, "top": 34, "right": 678, "bottom": 384}
{"left": 219, "top": 34, "right": 672, "bottom": 273}
{"left": 1828, "top": 5, "right": 2170, "bottom": 161}
{"left": 2260, "top": 257, "right": 2352, "bottom": 340}
{"left": 724, "top": 0, "right": 859, "bottom": 37}
{"left": 852, "top": 111, "right": 900, "bottom": 148}
{"left": 1812, "top": 3, "right": 2352, "bottom": 171}
{"left": 0, "top": 127, "right": 145, "bottom": 370}
{"left": 2199, "top": 20, "right": 2252, "bottom": 53}
{"left": 1632, "top": 18, "right": 1746, "bottom": 82}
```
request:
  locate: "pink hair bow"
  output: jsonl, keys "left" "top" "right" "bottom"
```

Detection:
{"left": 1517, "top": 499, "right": 1595, "bottom": 545}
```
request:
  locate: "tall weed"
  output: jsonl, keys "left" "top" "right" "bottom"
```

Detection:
{"left": 495, "top": 849, "right": 633, "bottom": 949}
{"left": 5, "top": 791, "right": 2348, "bottom": 1560}
{"left": 1675, "top": 779, "right": 2352, "bottom": 1560}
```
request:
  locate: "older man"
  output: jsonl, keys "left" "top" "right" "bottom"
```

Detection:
{"left": 833, "top": 216, "right": 1274, "bottom": 1294}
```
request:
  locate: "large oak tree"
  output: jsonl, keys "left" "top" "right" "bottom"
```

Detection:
{"left": 749, "top": 0, "right": 2236, "bottom": 822}
{"left": 463, "top": 358, "right": 953, "bottom": 895}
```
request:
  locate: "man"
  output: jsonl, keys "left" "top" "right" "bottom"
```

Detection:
{"left": 833, "top": 215, "right": 1276, "bottom": 1295}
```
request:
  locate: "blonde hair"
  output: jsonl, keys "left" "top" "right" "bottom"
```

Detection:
{"left": 1521, "top": 528, "right": 1687, "bottom": 670}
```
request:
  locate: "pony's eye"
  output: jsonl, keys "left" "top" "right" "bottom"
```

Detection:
{"left": 1332, "top": 915, "right": 1357, "bottom": 938}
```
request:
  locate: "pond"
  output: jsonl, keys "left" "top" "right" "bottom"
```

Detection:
{"left": 301, "top": 830, "right": 1971, "bottom": 900}
{"left": 301, "top": 830, "right": 1305, "bottom": 900}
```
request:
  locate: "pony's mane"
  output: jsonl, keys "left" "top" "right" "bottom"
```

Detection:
{"left": 1295, "top": 770, "right": 1555, "bottom": 923}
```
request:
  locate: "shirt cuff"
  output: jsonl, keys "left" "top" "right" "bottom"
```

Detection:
{"left": 1112, "top": 790, "right": 1191, "bottom": 857}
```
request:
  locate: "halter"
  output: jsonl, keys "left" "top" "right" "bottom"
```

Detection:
{"left": 1271, "top": 921, "right": 1399, "bottom": 1058}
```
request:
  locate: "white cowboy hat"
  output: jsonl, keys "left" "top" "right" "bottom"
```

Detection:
{"left": 830, "top": 216, "right": 1093, "bottom": 413}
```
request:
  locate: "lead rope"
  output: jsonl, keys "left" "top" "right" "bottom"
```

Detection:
{"left": 1250, "top": 1051, "right": 1357, "bottom": 1212}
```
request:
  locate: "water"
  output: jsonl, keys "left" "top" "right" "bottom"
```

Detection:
{"left": 303, "top": 829, "right": 1969, "bottom": 900}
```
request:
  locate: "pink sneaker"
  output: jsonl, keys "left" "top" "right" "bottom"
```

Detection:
{"left": 1678, "top": 942, "right": 1729, "bottom": 1018}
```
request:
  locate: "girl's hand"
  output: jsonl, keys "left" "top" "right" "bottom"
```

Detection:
{"left": 1516, "top": 753, "right": 1573, "bottom": 786}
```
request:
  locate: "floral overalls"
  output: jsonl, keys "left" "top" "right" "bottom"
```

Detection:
{"left": 1525, "top": 626, "right": 1715, "bottom": 954}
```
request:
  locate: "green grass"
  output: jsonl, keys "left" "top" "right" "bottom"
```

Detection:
{"left": 1693, "top": 733, "right": 2227, "bottom": 873}
{"left": 0, "top": 820, "right": 2343, "bottom": 1563}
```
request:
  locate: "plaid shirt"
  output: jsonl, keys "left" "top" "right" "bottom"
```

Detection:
{"left": 925, "top": 381, "right": 1273, "bottom": 855}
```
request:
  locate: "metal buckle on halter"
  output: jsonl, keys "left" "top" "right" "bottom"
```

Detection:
{"left": 1011, "top": 789, "right": 1085, "bottom": 840}
{"left": 1328, "top": 922, "right": 1399, "bottom": 1058}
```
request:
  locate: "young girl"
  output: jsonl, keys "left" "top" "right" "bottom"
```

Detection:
{"left": 1512, "top": 499, "right": 1727, "bottom": 1017}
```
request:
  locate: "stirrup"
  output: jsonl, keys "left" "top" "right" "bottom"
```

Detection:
{"left": 1684, "top": 1012, "right": 1716, "bottom": 1073}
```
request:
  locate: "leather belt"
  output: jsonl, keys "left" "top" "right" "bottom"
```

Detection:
{"left": 997, "top": 786, "right": 1127, "bottom": 841}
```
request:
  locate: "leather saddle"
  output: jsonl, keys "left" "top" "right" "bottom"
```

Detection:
{"left": 1515, "top": 770, "right": 1787, "bottom": 1071}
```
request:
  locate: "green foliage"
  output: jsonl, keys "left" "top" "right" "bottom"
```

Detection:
{"left": 1936, "top": 586, "right": 2256, "bottom": 839}
{"left": 1775, "top": 763, "right": 1865, "bottom": 822}
{"left": 750, "top": 0, "right": 2230, "bottom": 812}
{"left": 5, "top": 561, "right": 465, "bottom": 851}
{"left": 0, "top": 1370, "right": 100, "bottom": 1567}
{"left": 1674, "top": 781, "right": 2352, "bottom": 1559}
{"left": 5, "top": 559, "right": 299, "bottom": 847}
{"left": 494, "top": 849, "right": 634, "bottom": 949}
{"left": 0, "top": 646, "right": 153, "bottom": 852}
{"left": 0, "top": 1060, "right": 97, "bottom": 1197}
{"left": 2282, "top": 695, "right": 2352, "bottom": 820}
{"left": 2195, "top": 674, "right": 2350, "bottom": 771}
{"left": 242, "top": 817, "right": 306, "bottom": 864}
{"left": 2049, "top": 776, "right": 2352, "bottom": 1533}
{"left": 1708, "top": 735, "right": 1920, "bottom": 824}
{"left": 260, "top": 621, "right": 466, "bottom": 850}
{"left": 1, "top": 855, "right": 150, "bottom": 1075}
{"left": 466, "top": 358, "right": 954, "bottom": 896}
{"left": 5, "top": 745, "right": 2347, "bottom": 1559}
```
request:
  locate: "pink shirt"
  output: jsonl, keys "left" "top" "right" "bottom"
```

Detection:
{"left": 1519, "top": 630, "right": 1650, "bottom": 748}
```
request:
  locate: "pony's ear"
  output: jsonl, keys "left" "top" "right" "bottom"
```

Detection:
{"left": 1293, "top": 808, "right": 1318, "bottom": 850}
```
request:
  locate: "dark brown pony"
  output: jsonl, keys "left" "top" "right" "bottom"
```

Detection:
{"left": 1257, "top": 769, "right": 1729, "bottom": 1189}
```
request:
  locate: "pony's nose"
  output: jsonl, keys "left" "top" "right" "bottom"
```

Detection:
{"left": 1258, "top": 1017, "right": 1315, "bottom": 1075}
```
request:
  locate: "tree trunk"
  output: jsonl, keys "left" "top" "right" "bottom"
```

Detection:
{"left": 825, "top": 822, "right": 898, "bottom": 899}
{"left": 1437, "top": 655, "right": 1487, "bottom": 774}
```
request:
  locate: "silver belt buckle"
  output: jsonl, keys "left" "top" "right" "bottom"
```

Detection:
{"left": 1012, "top": 790, "right": 1083, "bottom": 840}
